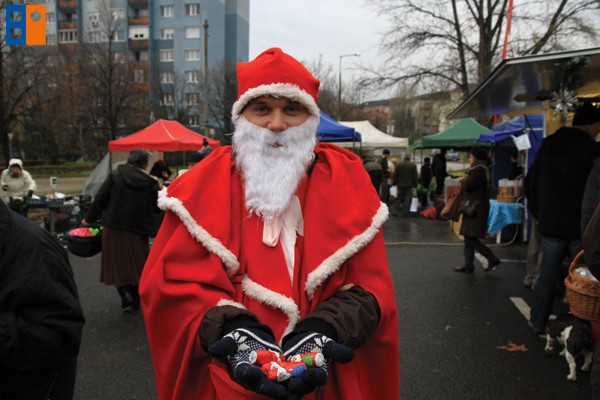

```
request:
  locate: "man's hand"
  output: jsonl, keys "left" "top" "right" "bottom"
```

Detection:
{"left": 208, "top": 327, "right": 288, "bottom": 399}
{"left": 282, "top": 332, "right": 353, "bottom": 396}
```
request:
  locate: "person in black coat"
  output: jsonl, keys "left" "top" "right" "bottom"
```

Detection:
{"left": 454, "top": 147, "right": 500, "bottom": 273}
{"left": 525, "top": 102, "right": 600, "bottom": 335}
{"left": 0, "top": 201, "right": 85, "bottom": 399}
{"left": 83, "top": 149, "right": 160, "bottom": 311}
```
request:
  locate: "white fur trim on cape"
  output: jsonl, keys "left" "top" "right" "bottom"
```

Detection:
{"left": 305, "top": 202, "right": 389, "bottom": 301}
{"left": 158, "top": 188, "right": 240, "bottom": 276}
{"left": 217, "top": 299, "right": 247, "bottom": 309}
{"left": 242, "top": 275, "right": 300, "bottom": 341}
{"left": 231, "top": 83, "right": 320, "bottom": 119}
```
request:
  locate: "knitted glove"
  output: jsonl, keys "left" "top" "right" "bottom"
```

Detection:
{"left": 208, "top": 327, "right": 288, "bottom": 399}
{"left": 282, "top": 332, "right": 353, "bottom": 396}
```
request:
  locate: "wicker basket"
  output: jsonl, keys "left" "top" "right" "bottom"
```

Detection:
{"left": 565, "top": 250, "right": 600, "bottom": 321}
{"left": 64, "top": 225, "right": 102, "bottom": 257}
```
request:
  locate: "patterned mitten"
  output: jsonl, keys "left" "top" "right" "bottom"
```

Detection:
{"left": 282, "top": 332, "right": 353, "bottom": 395}
{"left": 208, "top": 327, "right": 288, "bottom": 399}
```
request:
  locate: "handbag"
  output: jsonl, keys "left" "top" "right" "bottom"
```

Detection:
{"left": 440, "top": 191, "right": 460, "bottom": 222}
{"left": 410, "top": 196, "right": 419, "bottom": 213}
{"left": 458, "top": 199, "right": 479, "bottom": 218}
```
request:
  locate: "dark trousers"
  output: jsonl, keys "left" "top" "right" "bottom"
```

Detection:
{"left": 530, "top": 236, "right": 581, "bottom": 331}
{"left": 463, "top": 235, "right": 494, "bottom": 265}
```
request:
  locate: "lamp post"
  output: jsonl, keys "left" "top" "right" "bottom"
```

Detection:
{"left": 338, "top": 53, "right": 360, "bottom": 119}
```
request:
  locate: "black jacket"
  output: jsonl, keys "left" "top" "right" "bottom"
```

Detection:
{"left": 0, "top": 201, "right": 85, "bottom": 398}
{"left": 86, "top": 164, "right": 160, "bottom": 235}
{"left": 581, "top": 157, "right": 600, "bottom": 235}
{"left": 525, "top": 127, "right": 600, "bottom": 238}
{"left": 459, "top": 161, "right": 490, "bottom": 238}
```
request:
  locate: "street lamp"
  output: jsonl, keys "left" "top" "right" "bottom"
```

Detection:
{"left": 338, "top": 53, "right": 360, "bottom": 119}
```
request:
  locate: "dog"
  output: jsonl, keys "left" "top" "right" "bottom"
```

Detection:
{"left": 544, "top": 313, "right": 593, "bottom": 381}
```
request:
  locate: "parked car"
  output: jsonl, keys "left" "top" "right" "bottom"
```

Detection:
{"left": 446, "top": 150, "right": 460, "bottom": 161}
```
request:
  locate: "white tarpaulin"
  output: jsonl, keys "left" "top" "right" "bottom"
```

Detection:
{"left": 337, "top": 120, "right": 408, "bottom": 149}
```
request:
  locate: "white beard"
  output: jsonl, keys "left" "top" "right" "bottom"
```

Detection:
{"left": 232, "top": 115, "right": 318, "bottom": 220}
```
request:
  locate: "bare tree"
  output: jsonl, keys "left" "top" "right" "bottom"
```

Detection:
{"left": 78, "top": 0, "right": 147, "bottom": 157}
{"left": 363, "top": 0, "right": 600, "bottom": 97}
{"left": 0, "top": 7, "right": 57, "bottom": 163}
{"left": 205, "top": 59, "right": 237, "bottom": 142}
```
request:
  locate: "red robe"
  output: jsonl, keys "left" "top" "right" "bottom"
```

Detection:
{"left": 140, "top": 143, "right": 399, "bottom": 400}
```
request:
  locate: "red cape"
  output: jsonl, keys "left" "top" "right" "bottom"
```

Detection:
{"left": 140, "top": 143, "right": 399, "bottom": 399}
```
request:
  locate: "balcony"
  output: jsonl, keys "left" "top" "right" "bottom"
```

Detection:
{"left": 128, "top": 0, "right": 149, "bottom": 7}
{"left": 58, "top": 0, "right": 76, "bottom": 12}
{"left": 59, "top": 20, "right": 77, "bottom": 30}
{"left": 128, "top": 17, "right": 149, "bottom": 26}
{"left": 129, "top": 39, "right": 148, "bottom": 50}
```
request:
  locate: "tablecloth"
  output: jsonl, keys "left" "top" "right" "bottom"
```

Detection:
{"left": 487, "top": 200, "right": 523, "bottom": 236}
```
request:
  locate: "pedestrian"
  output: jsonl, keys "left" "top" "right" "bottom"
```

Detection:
{"left": 199, "top": 138, "right": 213, "bottom": 160}
{"left": 82, "top": 149, "right": 160, "bottom": 311}
{"left": 140, "top": 47, "right": 399, "bottom": 400}
{"left": 0, "top": 200, "right": 85, "bottom": 399}
{"left": 431, "top": 148, "right": 448, "bottom": 196}
{"left": 0, "top": 158, "right": 37, "bottom": 216}
{"left": 149, "top": 159, "right": 172, "bottom": 186}
{"left": 363, "top": 154, "right": 383, "bottom": 192}
{"left": 378, "top": 148, "right": 392, "bottom": 202}
{"left": 392, "top": 153, "right": 418, "bottom": 217}
{"left": 419, "top": 156, "right": 433, "bottom": 209}
{"left": 454, "top": 146, "right": 501, "bottom": 273}
{"left": 525, "top": 101, "right": 600, "bottom": 336}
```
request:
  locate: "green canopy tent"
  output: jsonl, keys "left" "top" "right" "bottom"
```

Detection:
{"left": 414, "top": 118, "right": 490, "bottom": 149}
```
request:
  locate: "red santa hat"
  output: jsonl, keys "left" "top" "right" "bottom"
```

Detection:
{"left": 231, "top": 48, "right": 321, "bottom": 119}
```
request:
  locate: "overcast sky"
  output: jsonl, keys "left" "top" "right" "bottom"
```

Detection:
{"left": 248, "top": 0, "right": 389, "bottom": 79}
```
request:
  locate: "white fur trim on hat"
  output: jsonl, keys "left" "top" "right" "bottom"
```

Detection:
{"left": 231, "top": 83, "right": 320, "bottom": 119}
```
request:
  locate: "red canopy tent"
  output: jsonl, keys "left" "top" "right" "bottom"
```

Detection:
{"left": 108, "top": 119, "right": 220, "bottom": 151}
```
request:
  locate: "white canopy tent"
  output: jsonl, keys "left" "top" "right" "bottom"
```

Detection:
{"left": 337, "top": 120, "right": 408, "bottom": 149}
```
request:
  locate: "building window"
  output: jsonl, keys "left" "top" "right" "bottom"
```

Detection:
{"left": 46, "top": 12, "right": 55, "bottom": 23}
{"left": 160, "top": 29, "right": 174, "bottom": 39}
{"left": 189, "top": 115, "right": 200, "bottom": 126}
{"left": 160, "top": 72, "right": 174, "bottom": 83}
{"left": 87, "top": 31, "right": 102, "bottom": 42}
{"left": 134, "top": 69, "right": 144, "bottom": 83}
{"left": 185, "top": 27, "right": 200, "bottom": 39}
{"left": 184, "top": 48, "right": 200, "bottom": 61}
{"left": 186, "top": 93, "right": 199, "bottom": 105}
{"left": 162, "top": 93, "right": 175, "bottom": 106}
{"left": 59, "top": 30, "right": 78, "bottom": 43}
{"left": 112, "top": 52, "right": 125, "bottom": 64}
{"left": 160, "top": 49, "right": 174, "bottom": 62}
{"left": 47, "top": 34, "right": 57, "bottom": 45}
{"left": 160, "top": 6, "right": 174, "bottom": 18}
{"left": 129, "top": 26, "right": 148, "bottom": 40}
{"left": 186, "top": 70, "right": 200, "bottom": 83}
{"left": 186, "top": 4, "right": 200, "bottom": 16}
{"left": 111, "top": 8, "right": 124, "bottom": 21}
{"left": 111, "top": 30, "right": 125, "bottom": 41}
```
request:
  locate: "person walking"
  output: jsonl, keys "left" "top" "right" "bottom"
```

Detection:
{"left": 363, "top": 155, "right": 383, "bottom": 192}
{"left": 454, "top": 146, "right": 500, "bottom": 273}
{"left": 419, "top": 156, "right": 433, "bottom": 209}
{"left": 431, "top": 149, "right": 448, "bottom": 196}
{"left": 392, "top": 153, "right": 418, "bottom": 217}
{"left": 378, "top": 148, "right": 392, "bottom": 203}
{"left": 82, "top": 149, "right": 160, "bottom": 311}
{"left": 140, "top": 47, "right": 399, "bottom": 400}
{"left": 526, "top": 102, "right": 600, "bottom": 336}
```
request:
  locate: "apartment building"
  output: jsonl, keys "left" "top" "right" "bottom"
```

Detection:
{"left": 37, "top": 0, "right": 249, "bottom": 129}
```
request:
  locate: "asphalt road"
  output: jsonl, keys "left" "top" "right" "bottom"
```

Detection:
{"left": 64, "top": 211, "right": 592, "bottom": 400}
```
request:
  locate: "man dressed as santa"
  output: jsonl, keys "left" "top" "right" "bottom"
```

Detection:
{"left": 140, "top": 48, "right": 399, "bottom": 400}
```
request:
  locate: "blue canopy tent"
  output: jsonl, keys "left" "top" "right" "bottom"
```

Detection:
{"left": 477, "top": 113, "right": 544, "bottom": 172}
{"left": 317, "top": 111, "right": 361, "bottom": 143}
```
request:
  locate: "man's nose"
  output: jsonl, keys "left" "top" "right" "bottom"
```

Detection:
{"left": 267, "top": 110, "right": 287, "bottom": 132}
